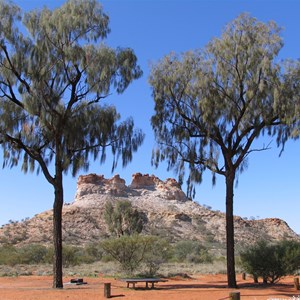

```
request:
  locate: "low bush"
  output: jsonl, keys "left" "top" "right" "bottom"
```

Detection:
{"left": 240, "top": 240, "right": 300, "bottom": 283}
{"left": 45, "top": 244, "right": 102, "bottom": 267}
{"left": 0, "top": 245, "right": 20, "bottom": 266}
{"left": 141, "top": 236, "right": 171, "bottom": 276}
{"left": 100, "top": 235, "right": 148, "bottom": 274}
{"left": 0, "top": 238, "right": 214, "bottom": 272}
{"left": 172, "top": 240, "right": 213, "bottom": 264}
{"left": 77, "top": 242, "right": 104, "bottom": 264}
{"left": 0, "top": 244, "right": 50, "bottom": 266}
{"left": 100, "top": 235, "right": 170, "bottom": 275}
{"left": 18, "top": 244, "right": 48, "bottom": 264}
{"left": 0, "top": 243, "right": 104, "bottom": 266}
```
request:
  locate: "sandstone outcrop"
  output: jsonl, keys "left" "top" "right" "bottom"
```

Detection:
{"left": 75, "top": 172, "right": 188, "bottom": 203}
{"left": 75, "top": 174, "right": 127, "bottom": 198}
{"left": 0, "top": 173, "right": 299, "bottom": 248}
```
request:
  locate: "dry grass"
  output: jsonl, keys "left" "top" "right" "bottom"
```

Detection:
{"left": 0, "top": 260, "right": 230, "bottom": 278}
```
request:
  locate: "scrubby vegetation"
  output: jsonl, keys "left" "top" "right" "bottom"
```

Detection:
{"left": 0, "top": 239, "right": 213, "bottom": 276}
{"left": 240, "top": 240, "right": 300, "bottom": 284}
{"left": 0, "top": 243, "right": 103, "bottom": 267}
{"left": 1, "top": 202, "right": 299, "bottom": 281}
{"left": 104, "top": 200, "right": 145, "bottom": 237}
{"left": 100, "top": 235, "right": 170, "bottom": 275}
{"left": 0, "top": 201, "right": 216, "bottom": 277}
{"left": 172, "top": 240, "right": 213, "bottom": 264}
{"left": 2, "top": 238, "right": 299, "bottom": 282}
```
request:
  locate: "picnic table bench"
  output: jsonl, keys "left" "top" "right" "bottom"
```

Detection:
{"left": 121, "top": 278, "right": 168, "bottom": 289}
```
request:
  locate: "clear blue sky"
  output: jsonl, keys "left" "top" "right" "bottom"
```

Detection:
{"left": 1, "top": 0, "right": 300, "bottom": 234}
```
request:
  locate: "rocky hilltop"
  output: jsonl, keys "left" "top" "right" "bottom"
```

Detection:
{"left": 0, "top": 173, "right": 299, "bottom": 248}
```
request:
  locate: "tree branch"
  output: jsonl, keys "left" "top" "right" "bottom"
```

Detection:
{"left": 4, "top": 133, "right": 55, "bottom": 186}
{"left": 0, "top": 45, "right": 31, "bottom": 94}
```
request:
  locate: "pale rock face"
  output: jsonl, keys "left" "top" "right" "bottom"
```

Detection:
{"left": 75, "top": 173, "right": 188, "bottom": 202}
{"left": 75, "top": 174, "right": 127, "bottom": 200}
{"left": 129, "top": 173, "right": 188, "bottom": 201}
{"left": 129, "top": 173, "right": 158, "bottom": 188}
{"left": 0, "top": 172, "right": 299, "bottom": 247}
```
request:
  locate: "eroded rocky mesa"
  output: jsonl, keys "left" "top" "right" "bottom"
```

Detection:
{"left": 75, "top": 172, "right": 188, "bottom": 202}
{"left": 0, "top": 173, "right": 299, "bottom": 247}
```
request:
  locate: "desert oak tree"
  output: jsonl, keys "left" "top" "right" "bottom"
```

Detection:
{"left": 0, "top": 0, "right": 144, "bottom": 288}
{"left": 149, "top": 14, "right": 298, "bottom": 288}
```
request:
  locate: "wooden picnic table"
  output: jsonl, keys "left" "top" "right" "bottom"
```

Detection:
{"left": 120, "top": 278, "right": 168, "bottom": 289}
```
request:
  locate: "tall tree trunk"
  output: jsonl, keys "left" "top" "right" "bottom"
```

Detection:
{"left": 52, "top": 175, "right": 64, "bottom": 288}
{"left": 225, "top": 172, "right": 237, "bottom": 288}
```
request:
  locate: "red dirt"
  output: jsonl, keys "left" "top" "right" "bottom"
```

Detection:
{"left": 0, "top": 273, "right": 299, "bottom": 300}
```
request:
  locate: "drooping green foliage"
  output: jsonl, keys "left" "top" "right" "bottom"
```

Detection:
{"left": 240, "top": 240, "right": 300, "bottom": 284}
{"left": 149, "top": 14, "right": 291, "bottom": 192}
{"left": 276, "top": 59, "right": 300, "bottom": 147}
{"left": 0, "top": 0, "right": 143, "bottom": 288}
{"left": 104, "top": 200, "right": 145, "bottom": 237}
{"left": 0, "top": 0, "right": 144, "bottom": 178}
{"left": 149, "top": 13, "right": 299, "bottom": 288}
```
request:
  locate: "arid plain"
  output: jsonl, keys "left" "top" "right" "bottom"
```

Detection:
{"left": 1, "top": 274, "right": 299, "bottom": 300}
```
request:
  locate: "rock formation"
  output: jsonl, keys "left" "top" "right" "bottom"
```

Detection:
{"left": 0, "top": 173, "right": 299, "bottom": 248}
{"left": 75, "top": 174, "right": 128, "bottom": 199}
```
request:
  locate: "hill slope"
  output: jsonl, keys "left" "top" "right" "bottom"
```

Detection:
{"left": 1, "top": 173, "right": 298, "bottom": 248}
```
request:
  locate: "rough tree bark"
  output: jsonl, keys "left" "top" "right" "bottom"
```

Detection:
{"left": 225, "top": 172, "right": 237, "bottom": 288}
{"left": 53, "top": 178, "right": 63, "bottom": 288}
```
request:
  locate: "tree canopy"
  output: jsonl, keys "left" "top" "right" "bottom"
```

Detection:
{"left": 150, "top": 14, "right": 291, "bottom": 193}
{"left": 0, "top": 0, "right": 144, "bottom": 288}
{"left": 149, "top": 13, "right": 299, "bottom": 287}
{"left": 0, "top": 0, "right": 144, "bottom": 177}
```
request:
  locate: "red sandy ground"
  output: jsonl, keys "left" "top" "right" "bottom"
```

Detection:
{"left": 0, "top": 274, "right": 299, "bottom": 300}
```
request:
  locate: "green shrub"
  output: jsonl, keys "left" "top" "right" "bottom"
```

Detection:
{"left": 172, "top": 240, "right": 213, "bottom": 263}
{"left": 0, "top": 244, "right": 53, "bottom": 265}
{"left": 44, "top": 245, "right": 80, "bottom": 267}
{"left": 62, "top": 245, "right": 81, "bottom": 267}
{"left": 0, "top": 244, "right": 49, "bottom": 265}
{"left": 101, "top": 234, "right": 147, "bottom": 274}
{"left": 0, "top": 245, "right": 20, "bottom": 266}
{"left": 43, "top": 246, "right": 54, "bottom": 264}
{"left": 104, "top": 200, "right": 145, "bottom": 237}
{"left": 18, "top": 244, "right": 48, "bottom": 264}
{"left": 0, "top": 243, "right": 103, "bottom": 266}
{"left": 240, "top": 240, "right": 300, "bottom": 284}
{"left": 280, "top": 240, "right": 300, "bottom": 275}
{"left": 100, "top": 235, "right": 168, "bottom": 275}
{"left": 75, "top": 243, "right": 104, "bottom": 264}
{"left": 141, "top": 236, "right": 171, "bottom": 276}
